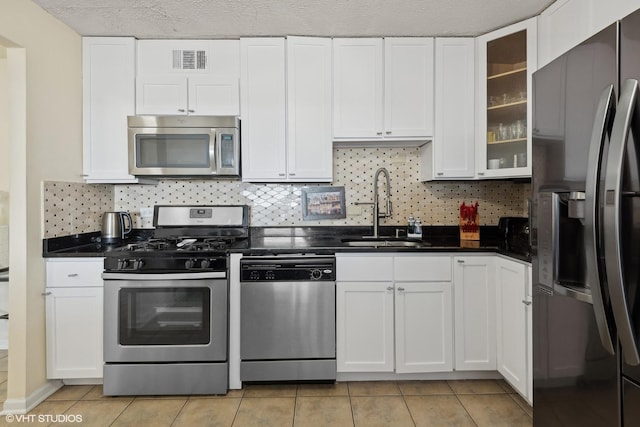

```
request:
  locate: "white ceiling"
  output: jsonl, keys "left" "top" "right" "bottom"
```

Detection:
{"left": 32, "top": 0, "right": 556, "bottom": 39}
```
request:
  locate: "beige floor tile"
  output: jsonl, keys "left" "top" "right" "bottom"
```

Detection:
{"left": 348, "top": 381, "right": 401, "bottom": 396}
{"left": 498, "top": 379, "right": 517, "bottom": 393}
{"left": 243, "top": 383, "right": 297, "bottom": 397}
{"left": 0, "top": 357, "right": 8, "bottom": 373}
{"left": 297, "top": 382, "right": 349, "bottom": 397}
{"left": 350, "top": 396, "right": 414, "bottom": 427}
{"left": 0, "top": 372, "right": 7, "bottom": 384}
{"left": 81, "top": 385, "right": 135, "bottom": 403}
{"left": 46, "top": 385, "right": 94, "bottom": 401}
{"left": 56, "top": 400, "right": 131, "bottom": 426}
{"left": 458, "top": 394, "right": 532, "bottom": 427}
{"left": 294, "top": 396, "right": 354, "bottom": 427}
{"left": 191, "top": 388, "right": 246, "bottom": 399}
{"left": 0, "top": 380, "right": 6, "bottom": 401}
{"left": 448, "top": 379, "right": 506, "bottom": 395}
{"left": 232, "top": 397, "right": 295, "bottom": 427}
{"left": 173, "top": 397, "right": 241, "bottom": 427}
{"left": 405, "top": 395, "right": 475, "bottom": 427}
{"left": 397, "top": 380, "right": 454, "bottom": 396}
{"left": 111, "top": 398, "right": 187, "bottom": 427}
{"left": 509, "top": 393, "right": 533, "bottom": 417}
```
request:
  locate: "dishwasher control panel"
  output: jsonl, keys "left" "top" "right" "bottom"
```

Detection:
{"left": 240, "top": 256, "right": 336, "bottom": 281}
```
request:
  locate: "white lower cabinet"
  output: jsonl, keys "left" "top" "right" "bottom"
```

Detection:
{"left": 336, "top": 254, "right": 453, "bottom": 373}
{"left": 336, "top": 281, "right": 395, "bottom": 372}
{"left": 495, "top": 256, "right": 528, "bottom": 398}
{"left": 453, "top": 256, "right": 496, "bottom": 371}
{"left": 45, "top": 259, "right": 104, "bottom": 379}
{"left": 395, "top": 281, "right": 453, "bottom": 373}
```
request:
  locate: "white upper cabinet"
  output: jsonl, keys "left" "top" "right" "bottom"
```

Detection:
{"left": 476, "top": 18, "right": 536, "bottom": 179}
{"left": 332, "top": 37, "right": 434, "bottom": 144}
{"left": 240, "top": 38, "right": 287, "bottom": 181}
{"left": 333, "top": 38, "right": 384, "bottom": 140}
{"left": 384, "top": 38, "right": 435, "bottom": 139}
{"left": 136, "top": 40, "right": 240, "bottom": 116}
{"left": 82, "top": 37, "right": 149, "bottom": 184}
{"left": 421, "top": 38, "right": 475, "bottom": 180}
{"left": 286, "top": 36, "right": 333, "bottom": 181}
{"left": 241, "top": 36, "right": 333, "bottom": 182}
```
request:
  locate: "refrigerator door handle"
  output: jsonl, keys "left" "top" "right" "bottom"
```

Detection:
{"left": 604, "top": 78, "right": 640, "bottom": 365}
{"left": 584, "top": 84, "right": 616, "bottom": 355}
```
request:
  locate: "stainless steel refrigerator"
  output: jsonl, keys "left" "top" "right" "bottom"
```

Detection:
{"left": 532, "top": 8, "right": 640, "bottom": 426}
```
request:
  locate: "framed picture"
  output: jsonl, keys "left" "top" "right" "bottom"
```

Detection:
{"left": 301, "top": 186, "right": 346, "bottom": 220}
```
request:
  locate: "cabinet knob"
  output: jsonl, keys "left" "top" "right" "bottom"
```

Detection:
{"left": 67, "top": 273, "right": 78, "bottom": 277}
{"left": 386, "top": 286, "right": 394, "bottom": 291}
{"left": 397, "top": 287, "right": 405, "bottom": 291}
{"left": 522, "top": 300, "right": 532, "bottom": 306}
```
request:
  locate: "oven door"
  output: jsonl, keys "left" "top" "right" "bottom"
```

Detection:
{"left": 103, "top": 272, "right": 227, "bottom": 363}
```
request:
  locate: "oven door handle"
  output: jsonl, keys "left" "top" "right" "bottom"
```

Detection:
{"left": 102, "top": 272, "right": 226, "bottom": 281}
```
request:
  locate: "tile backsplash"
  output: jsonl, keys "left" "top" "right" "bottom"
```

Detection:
{"left": 44, "top": 147, "right": 530, "bottom": 237}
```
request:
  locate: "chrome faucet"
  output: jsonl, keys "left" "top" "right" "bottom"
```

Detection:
{"left": 355, "top": 167, "right": 392, "bottom": 238}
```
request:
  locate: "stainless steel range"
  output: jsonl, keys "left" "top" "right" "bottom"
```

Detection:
{"left": 102, "top": 205, "right": 248, "bottom": 396}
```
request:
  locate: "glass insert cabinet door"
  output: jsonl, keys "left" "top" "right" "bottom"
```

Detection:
{"left": 477, "top": 18, "right": 536, "bottom": 178}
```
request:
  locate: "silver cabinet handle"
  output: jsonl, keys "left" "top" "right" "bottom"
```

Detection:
{"left": 385, "top": 131, "right": 392, "bottom": 135}
{"left": 278, "top": 173, "right": 286, "bottom": 177}
{"left": 67, "top": 273, "right": 79, "bottom": 277}
{"left": 457, "top": 259, "right": 464, "bottom": 264}
{"left": 188, "top": 109, "right": 195, "bottom": 113}
{"left": 584, "top": 84, "right": 616, "bottom": 355}
{"left": 477, "top": 172, "right": 485, "bottom": 176}
{"left": 437, "top": 172, "right": 443, "bottom": 176}
{"left": 376, "top": 132, "right": 383, "bottom": 136}
{"left": 42, "top": 292, "right": 52, "bottom": 296}
{"left": 522, "top": 300, "right": 532, "bottom": 306}
{"left": 397, "top": 287, "right": 405, "bottom": 291}
{"left": 289, "top": 173, "right": 296, "bottom": 176}
{"left": 386, "top": 286, "right": 394, "bottom": 291}
{"left": 178, "top": 109, "right": 186, "bottom": 112}
{"left": 604, "top": 78, "right": 640, "bottom": 365}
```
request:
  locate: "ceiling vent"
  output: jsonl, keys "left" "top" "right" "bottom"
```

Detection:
{"left": 172, "top": 50, "right": 207, "bottom": 70}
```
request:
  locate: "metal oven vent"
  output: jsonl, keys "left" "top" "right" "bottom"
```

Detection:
{"left": 172, "top": 50, "right": 207, "bottom": 70}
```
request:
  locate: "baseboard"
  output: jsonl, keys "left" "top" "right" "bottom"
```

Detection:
{"left": 1, "top": 380, "right": 63, "bottom": 415}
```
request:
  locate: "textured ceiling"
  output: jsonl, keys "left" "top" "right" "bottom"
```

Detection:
{"left": 32, "top": 0, "right": 555, "bottom": 39}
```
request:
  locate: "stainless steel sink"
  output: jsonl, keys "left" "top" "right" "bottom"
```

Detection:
{"left": 341, "top": 238, "right": 429, "bottom": 248}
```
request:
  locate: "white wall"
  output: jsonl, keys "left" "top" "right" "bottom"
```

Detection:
{"left": 0, "top": 0, "right": 83, "bottom": 411}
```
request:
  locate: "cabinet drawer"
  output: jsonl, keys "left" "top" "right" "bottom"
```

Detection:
{"left": 336, "top": 255, "right": 393, "bottom": 281}
{"left": 46, "top": 259, "right": 104, "bottom": 287}
{"left": 393, "top": 255, "right": 452, "bottom": 282}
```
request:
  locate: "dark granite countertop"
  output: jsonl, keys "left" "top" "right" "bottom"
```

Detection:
{"left": 43, "top": 226, "right": 531, "bottom": 263}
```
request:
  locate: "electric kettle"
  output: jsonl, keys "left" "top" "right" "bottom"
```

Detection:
{"left": 101, "top": 211, "right": 133, "bottom": 243}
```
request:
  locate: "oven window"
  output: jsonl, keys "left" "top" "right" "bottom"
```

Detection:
{"left": 119, "top": 287, "right": 210, "bottom": 345}
{"left": 136, "top": 134, "right": 211, "bottom": 168}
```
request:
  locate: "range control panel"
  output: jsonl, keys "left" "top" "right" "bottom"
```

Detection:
{"left": 240, "top": 256, "right": 336, "bottom": 281}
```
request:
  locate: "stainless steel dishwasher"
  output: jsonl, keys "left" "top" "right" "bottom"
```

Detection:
{"left": 240, "top": 255, "right": 336, "bottom": 382}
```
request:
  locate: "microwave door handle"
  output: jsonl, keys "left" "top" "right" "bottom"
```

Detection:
{"left": 584, "top": 84, "right": 616, "bottom": 355}
{"left": 212, "top": 130, "right": 219, "bottom": 173}
{"left": 604, "top": 78, "right": 640, "bottom": 365}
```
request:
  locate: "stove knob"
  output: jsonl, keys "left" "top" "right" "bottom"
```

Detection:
{"left": 201, "top": 259, "right": 210, "bottom": 269}
{"left": 310, "top": 269, "right": 322, "bottom": 280}
{"left": 133, "top": 259, "right": 144, "bottom": 270}
{"left": 117, "top": 259, "right": 129, "bottom": 270}
{"left": 185, "top": 259, "right": 196, "bottom": 269}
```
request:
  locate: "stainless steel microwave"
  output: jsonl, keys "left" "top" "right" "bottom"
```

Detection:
{"left": 128, "top": 116, "right": 240, "bottom": 177}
